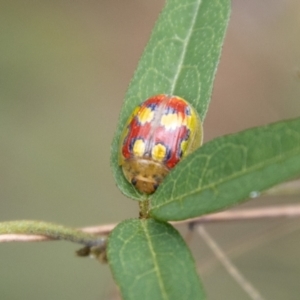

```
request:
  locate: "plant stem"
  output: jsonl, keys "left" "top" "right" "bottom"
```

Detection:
{"left": 1, "top": 204, "right": 300, "bottom": 243}
{"left": 197, "top": 226, "right": 265, "bottom": 300}
{"left": 0, "top": 220, "right": 105, "bottom": 247}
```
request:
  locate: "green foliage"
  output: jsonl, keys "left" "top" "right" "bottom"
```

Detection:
{"left": 150, "top": 117, "right": 300, "bottom": 221}
{"left": 107, "top": 0, "right": 300, "bottom": 298}
{"left": 107, "top": 219, "right": 205, "bottom": 300}
{"left": 2, "top": 0, "right": 299, "bottom": 299}
{"left": 108, "top": 0, "right": 231, "bottom": 299}
{"left": 111, "top": 0, "right": 231, "bottom": 200}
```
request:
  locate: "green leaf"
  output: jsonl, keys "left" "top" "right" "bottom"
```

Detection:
{"left": 111, "top": 0, "right": 231, "bottom": 200}
{"left": 107, "top": 218, "right": 205, "bottom": 300}
{"left": 150, "top": 117, "right": 300, "bottom": 221}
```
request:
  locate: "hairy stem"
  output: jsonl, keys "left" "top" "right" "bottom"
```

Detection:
{"left": 0, "top": 220, "right": 105, "bottom": 247}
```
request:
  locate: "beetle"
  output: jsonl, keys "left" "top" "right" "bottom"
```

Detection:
{"left": 119, "top": 94, "right": 203, "bottom": 194}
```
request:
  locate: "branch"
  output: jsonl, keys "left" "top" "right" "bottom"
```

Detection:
{"left": 0, "top": 220, "right": 105, "bottom": 246}
{"left": 197, "top": 226, "right": 266, "bottom": 300}
{"left": 1, "top": 204, "right": 300, "bottom": 243}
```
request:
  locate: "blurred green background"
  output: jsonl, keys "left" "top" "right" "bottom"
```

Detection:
{"left": 1, "top": 1, "right": 300, "bottom": 299}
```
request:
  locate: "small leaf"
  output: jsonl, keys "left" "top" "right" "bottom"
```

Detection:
{"left": 150, "top": 117, "right": 300, "bottom": 221}
{"left": 111, "top": 0, "right": 231, "bottom": 200}
{"left": 107, "top": 218, "right": 205, "bottom": 300}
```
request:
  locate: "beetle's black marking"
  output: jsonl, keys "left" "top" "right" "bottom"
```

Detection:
{"left": 146, "top": 102, "right": 159, "bottom": 111}
{"left": 185, "top": 106, "right": 191, "bottom": 116}
{"left": 164, "top": 105, "right": 176, "bottom": 114}
{"left": 153, "top": 183, "right": 159, "bottom": 191}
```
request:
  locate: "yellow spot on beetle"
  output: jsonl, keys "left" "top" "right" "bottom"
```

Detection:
{"left": 133, "top": 139, "right": 145, "bottom": 157}
{"left": 138, "top": 107, "right": 154, "bottom": 124}
{"left": 152, "top": 143, "right": 167, "bottom": 162}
